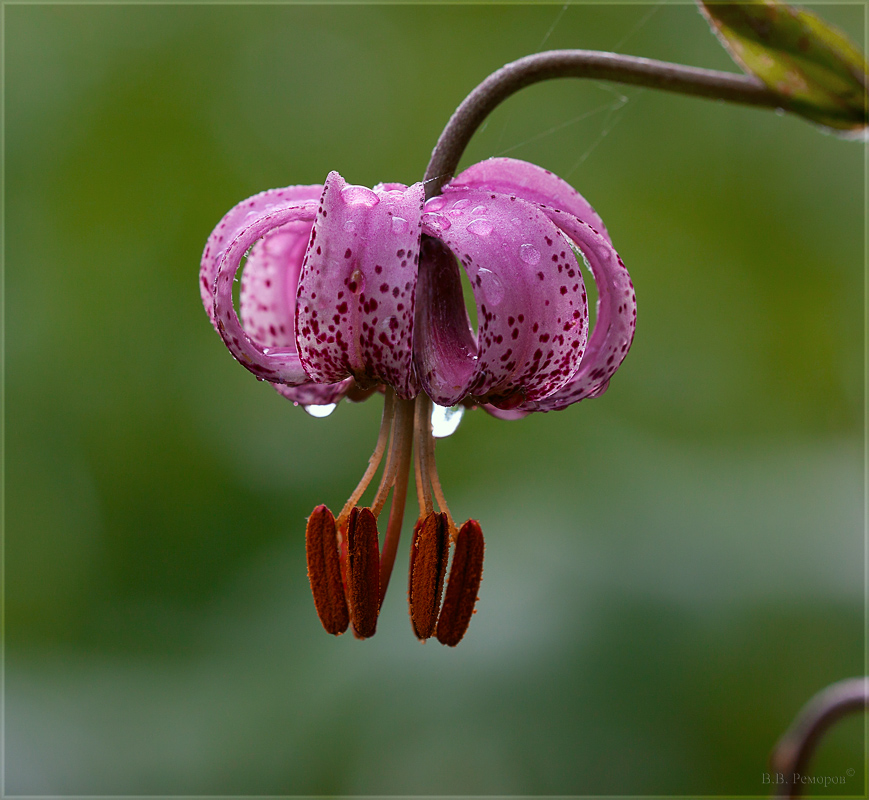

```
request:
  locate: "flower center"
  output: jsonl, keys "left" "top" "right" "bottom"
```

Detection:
{"left": 304, "top": 389, "right": 484, "bottom": 644}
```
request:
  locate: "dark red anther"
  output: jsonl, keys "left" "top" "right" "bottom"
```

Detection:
{"left": 408, "top": 511, "right": 449, "bottom": 640}
{"left": 305, "top": 505, "right": 349, "bottom": 635}
{"left": 347, "top": 506, "right": 381, "bottom": 638}
{"left": 436, "top": 519, "right": 485, "bottom": 647}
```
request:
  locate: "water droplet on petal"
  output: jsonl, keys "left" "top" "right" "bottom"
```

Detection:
{"left": 391, "top": 216, "right": 408, "bottom": 234}
{"left": 379, "top": 315, "right": 399, "bottom": 339}
{"left": 349, "top": 268, "right": 365, "bottom": 294}
{"left": 453, "top": 199, "right": 470, "bottom": 210}
{"left": 304, "top": 403, "right": 338, "bottom": 418}
{"left": 426, "top": 196, "right": 447, "bottom": 212}
{"left": 431, "top": 403, "right": 465, "bottom": 438}
{"left": 466, "top": 218, "right": 493, "bottom": 236}
{"left": 477, "top": 267, "right": 504, "bottom": 306}
{"left": 470, "top": 205, "right": 488, "bottom": 215}
{"left": 343, "top": 219, "right": 357, "bottom": 233}
{"left": 425, "top": 213, "right": 451, "bottom": 231}
{"left": 341, "top": 185, "right": 380, "bottom": 208}
{"left": 519, "top": 244, "right": 541, "bottom": 265}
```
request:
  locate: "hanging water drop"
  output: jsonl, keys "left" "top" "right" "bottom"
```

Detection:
{"left": 431, "top": 404, "right": 465, "bottom": 438}
{"left": 304, "top": 403, "right": 338, "bottom": 418}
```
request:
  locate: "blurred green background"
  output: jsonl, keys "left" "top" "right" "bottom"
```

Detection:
{"left": 5, "top": 3, "right": 865, "bottom": 796}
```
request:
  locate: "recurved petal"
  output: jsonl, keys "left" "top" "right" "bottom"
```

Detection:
{"left": 295, "top": 174, "right": 425, "bottom": 399}
{"left": 421, "top": 189, "right": 588, "bottom": 408}
{"left": 239, "top": 222, "right": 310, "bottom": 349}
{"left": 235, "top": 220, "right": 358, "bottom": 409}
{"left": 272, "top": 377, "right": 356, "bottom": 407}
{"left": 480, "top": 404, "right": 529, "bottom": 421}
{"left": 523, "top": 210, "right": 636, "bottom": 411}
{"left": 445, "top": 157, "right": 611, "bottom": 244}
{"left": 210, "top": 200, "right": 318, "bottom": 385}
{"left": 201, "top": 185, "right": 322, "bottom": 330}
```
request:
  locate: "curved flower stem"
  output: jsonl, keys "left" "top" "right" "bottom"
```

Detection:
{"left": 424, "top": 49, "right": 783, "bottom": 199}
{"left": 769, "top": 677, "right": 868, "bottom": 799}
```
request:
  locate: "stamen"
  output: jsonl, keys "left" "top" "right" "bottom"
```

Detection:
{"left": 436, "top": 519, "right": 485, "bottom": 647}
{"left": 346, "top": 506, "right": 381, "bottom": 639}
{"left": 408, "top": 511, "right": 449, "bottom": 640}
{"left": 305, "top": 505, "right": 350, "bottom": 635}
{"left": 337, "top": 390, "right": 396, "bottom": 527}
{"left": 413, "top": 393, "right": 456, "bottom": 538}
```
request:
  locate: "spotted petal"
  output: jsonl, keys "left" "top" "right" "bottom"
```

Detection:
{"left": 448, "top": 157, "right": 611, "bottom": 244}
{"left": 295, "top": 173, "right": 424, "bottom": 399}
{"left": 201, "top": 186, "right": 321, "bottom": 330}
{"left": 238, "top": 224, "right": 354, "bottom": 406}
{"left": 208, "top": 196, "right": 318, "bottom": 385}
{"left": 271, "top": 378, "right": 356, "bottom": 407}
{"left": 522, "top": 210, "right": 636, "bottom": 411}
{"left": 420, "top": 188, "right": 588, "bottom": 408}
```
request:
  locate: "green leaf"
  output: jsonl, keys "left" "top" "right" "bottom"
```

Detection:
{"left": 699, "top": 0, "right": 868, "bottom": 136}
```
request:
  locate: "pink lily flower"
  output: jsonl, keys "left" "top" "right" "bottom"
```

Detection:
{"left": 200, "top": 157, "right": 636, "bottom": 644}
